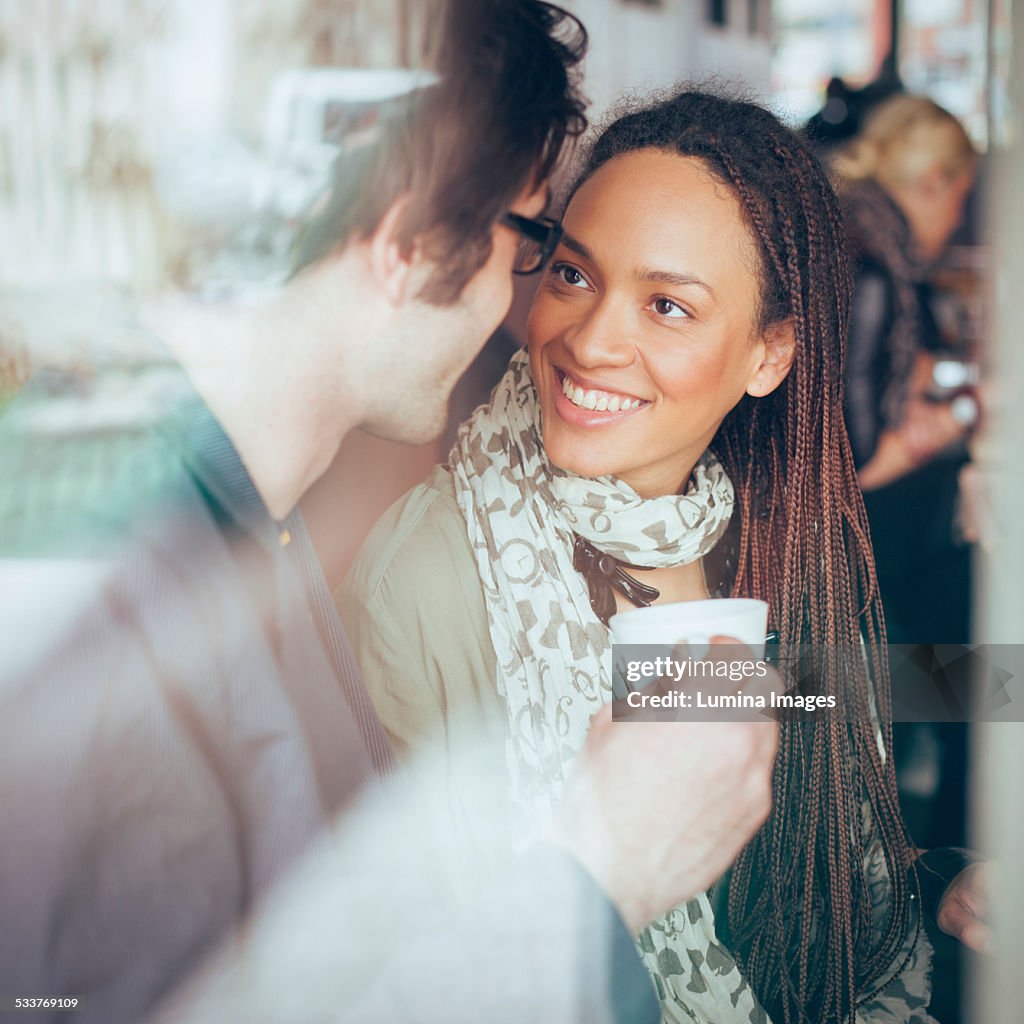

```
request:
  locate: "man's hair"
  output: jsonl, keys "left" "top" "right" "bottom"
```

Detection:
{"left": 292, "top": 0, "right": 587, "bottom": 303}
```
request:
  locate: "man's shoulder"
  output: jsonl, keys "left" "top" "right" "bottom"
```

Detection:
{"left": 0, "top": 365, "right": 207, "bottom": 558}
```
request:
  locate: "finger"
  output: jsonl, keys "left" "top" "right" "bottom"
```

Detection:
{"left": 938, "top": 894, "right": 974, "bottom": 939}
{"left": 709, "top": 633, "right": 748, "bottom": 652}
{"left": 947, "top": 862, "right": 991, "bottom": 917}
{"left": 731, "top": 658, "right": 784, "bottom": 707}
{"left": 958, "top": 918, "right": 996, "bottom": 956}
{"left": 669, "top": 640, "right": 693, "bottom": 662}
{"left": 709, "top": 635, "right": 782, "bottom": 705}
{"left": 965, "top": 865, "right": 992, "bottom": 925}
{"left": 697, "top": 637, "right": 776, "bottom": 706}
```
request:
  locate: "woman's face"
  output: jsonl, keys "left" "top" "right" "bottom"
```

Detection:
{"left": 528, "top": 149, "right": 790, "bottom": 498}
{"left": 899, "top": 166, "right": 974, "bottom": 260}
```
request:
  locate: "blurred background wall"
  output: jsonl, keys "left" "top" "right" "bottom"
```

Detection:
{"left": 0, "top": 0, "right": 412, "bottom": 292}
{"left": 559, "top": 0, "right": 772, "bottom": 116}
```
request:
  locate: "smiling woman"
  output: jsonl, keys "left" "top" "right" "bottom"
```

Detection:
{"left": 338, "top": 88, "right": 940, "bottom": 1024}
{"left": 529, "top": 149, "right": 793, "bottom": 496}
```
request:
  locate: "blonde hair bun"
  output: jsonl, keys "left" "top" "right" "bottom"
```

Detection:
{"left": 833, "top": 94, "right": 976, "bottom": 190}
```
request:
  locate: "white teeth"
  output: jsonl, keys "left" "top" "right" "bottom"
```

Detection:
{"left": 559, "top": 373, "right": 641, "bottom": 413}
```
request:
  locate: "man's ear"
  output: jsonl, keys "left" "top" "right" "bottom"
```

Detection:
{"left": 745, "top": 319, "right": 797, "bottom": 398}
{"left": 368, "top": 194, "right": 419, "bottom": 306}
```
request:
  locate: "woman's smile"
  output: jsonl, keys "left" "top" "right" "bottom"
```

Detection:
{"left": 552, "top": 366, "right": 650, "bottom": 426}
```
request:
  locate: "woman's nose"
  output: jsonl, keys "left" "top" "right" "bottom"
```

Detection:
{"left": 562, "top": 301, "right": 635, "bottom": 369}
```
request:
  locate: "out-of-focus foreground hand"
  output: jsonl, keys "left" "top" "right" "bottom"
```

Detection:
{"left": 550, "top": 637, "right": 780, "bottom": 934}
{"left": 937, "top": 860, "right": 996, "bottom": 955}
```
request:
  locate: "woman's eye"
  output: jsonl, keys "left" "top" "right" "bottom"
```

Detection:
{"left": 652, "top": 297, "right": 687, "bottom": 319}
{"left": 550, "top": 262, "right": 589, "bottom": 289}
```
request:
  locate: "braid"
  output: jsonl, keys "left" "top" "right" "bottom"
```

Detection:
{"left": 573, "top": 88, "right": 914, "bottom": 1023}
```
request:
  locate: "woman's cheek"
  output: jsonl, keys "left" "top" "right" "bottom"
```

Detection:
{"left": 525, "top": 293, "right": 552, "bottom": 351}
{"left": 526, "top": 302, "right": 560, "bottom": 384}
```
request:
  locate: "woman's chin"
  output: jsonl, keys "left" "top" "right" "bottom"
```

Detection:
{"left": 543, "top": 433, "right": 620, "bottom": 481}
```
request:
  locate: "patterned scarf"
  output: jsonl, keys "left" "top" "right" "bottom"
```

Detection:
{"left": 448, "top": 352, "right": 770, "bottom": 1023}
{"left": 447, "top": 351, "right": 936, "bottom": 1024}
{"left": 448, "top": 351, "right": 733, "bottom": 802}
{"left": 842, "top": 178, "right": 933, "bottom": 429}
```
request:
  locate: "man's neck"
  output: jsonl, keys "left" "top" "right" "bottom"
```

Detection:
{"left": 143, "top": 268, "right": 370, "bottom": 520}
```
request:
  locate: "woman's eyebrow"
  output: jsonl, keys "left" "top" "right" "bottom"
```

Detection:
{"left": 559, "top": 231, "right": 595, "bottom": 263}
{"left": 559, "top": 232, "right": 715, "bottom": 299}
{"left": 637, "top": 267, "right": 716, "bottom": 297}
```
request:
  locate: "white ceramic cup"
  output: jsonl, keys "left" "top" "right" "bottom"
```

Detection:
{"left": 609, "top": 598, "right": 769, "bottom": 658}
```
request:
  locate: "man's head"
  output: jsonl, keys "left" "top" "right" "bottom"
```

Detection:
{"left": 293, "top": 0, "right": 588, "bottom": 443}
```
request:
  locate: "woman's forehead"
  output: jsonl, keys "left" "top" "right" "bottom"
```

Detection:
{"left": 563, "top": 149, "right": 760, "bottom": 292}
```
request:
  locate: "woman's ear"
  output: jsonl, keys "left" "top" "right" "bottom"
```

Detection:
{"left": 745, "top": 319, "right": 797, "bottom": 398}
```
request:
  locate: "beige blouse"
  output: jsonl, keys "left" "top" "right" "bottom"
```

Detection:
{"left": 337, "top": 464, "right": 501, "bottom": 748}
{"left": 336, "top": 464, "right": 517, "bottom": 878}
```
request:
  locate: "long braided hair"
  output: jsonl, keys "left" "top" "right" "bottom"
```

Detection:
{"left": 571, "top": 89, "right": 914, "bottom": 1023}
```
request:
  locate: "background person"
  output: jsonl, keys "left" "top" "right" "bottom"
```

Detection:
{"left": 835, "top": 94, "right": 979, "bottom": 644}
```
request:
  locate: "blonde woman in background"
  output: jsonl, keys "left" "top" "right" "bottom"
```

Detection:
{"left": 835, "top": 95, "right": 978, "bottom": 645}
